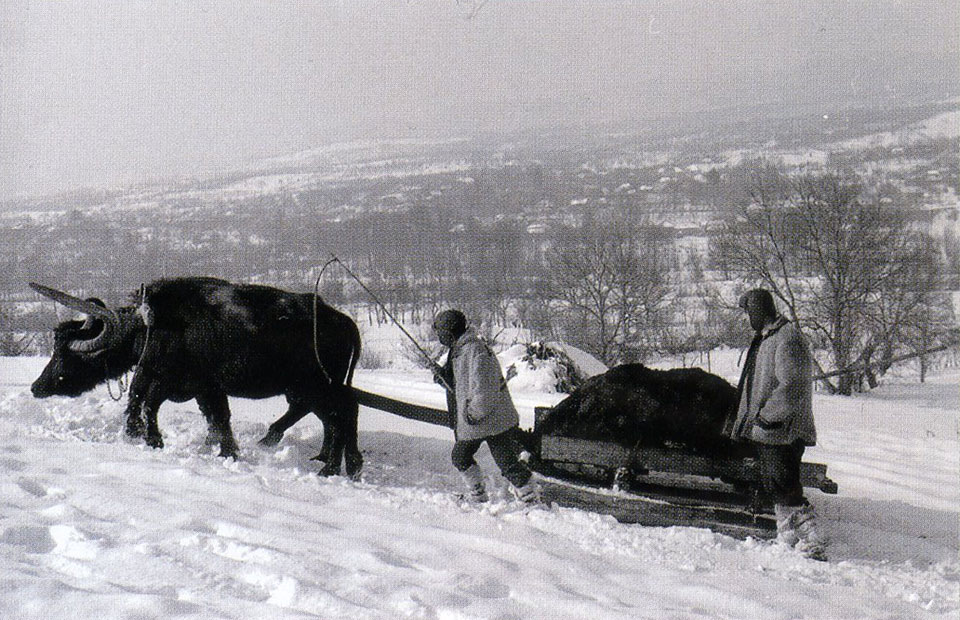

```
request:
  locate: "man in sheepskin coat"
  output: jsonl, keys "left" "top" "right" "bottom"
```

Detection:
{"left": 432, "top": 309, "right": 540, "bottom": 505}
{"left": 726, "top": 289, "right": 827, "bottom": 560}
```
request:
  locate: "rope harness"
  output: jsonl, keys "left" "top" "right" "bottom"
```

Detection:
{"left": 311, "top": 258, "right": 339, "bottom": 385}
{"left": 114, "top": 284, "right": 154, "bottom": 402}
{"left": 105, "top": 364, "right": 128, "bottom": 402}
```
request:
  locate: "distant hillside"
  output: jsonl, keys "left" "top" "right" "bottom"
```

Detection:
{"left": 2, "top": 100, "right": 957, "bottom": 215}
{"left": 834, "top": 110, "right": 960, "bottom": 150}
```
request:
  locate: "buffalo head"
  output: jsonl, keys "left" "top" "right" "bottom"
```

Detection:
{"left": 30, "top": 283, "right": 143, "bottom": 398}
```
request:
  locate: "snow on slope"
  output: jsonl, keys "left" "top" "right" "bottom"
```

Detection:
{"left": 0, "top": 357, "right": 956, "bottom": 619}
{"left": 250, "top": 139, "right": 469, "bottom": 172}
{"left": 834, "top": 110, "right": 960, "bottom": 151}
{"left": 207, "top": 160, "right": 474, "bottom": 201}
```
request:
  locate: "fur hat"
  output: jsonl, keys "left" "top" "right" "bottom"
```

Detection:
{"left": 738, "top": 288, "right": 777, "bottom": 316}
{"left": 433, "top": 309, "right": 467, "bottom": 337}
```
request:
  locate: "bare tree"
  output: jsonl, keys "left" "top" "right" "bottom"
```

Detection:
{"left": 541, "top": 219, "right": 673, "bottom": 365}
{"left": 468, "top": 219, "right": 525, "bottom": 328}
{"left": 879, "top": 233, "right": 958, "bottom": 384}
{"left": 0, "top": 302, "right": 31, "bottom": 356}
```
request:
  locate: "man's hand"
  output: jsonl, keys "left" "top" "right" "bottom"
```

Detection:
{"left": 431, "top": 362, "right": 452, "bottom": 392}
{"left": 755, "top": 415, "right": 784, "bottom": 430}
{"left": 430, "top": 362, "right": 444, "bottom": 384}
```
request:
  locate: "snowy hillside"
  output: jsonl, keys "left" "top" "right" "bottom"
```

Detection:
{"left": 249, "top": 139, "right": 471, "bottom": 175}
{"left": 834, "top": 110, "right": 960, "bottom": 151}
{"left": 0, "top": 355, "right": 956, "bottom": 619}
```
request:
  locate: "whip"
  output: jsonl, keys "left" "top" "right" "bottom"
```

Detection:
{"left": 320, "top": 255, "right": 453, "bottom": 393}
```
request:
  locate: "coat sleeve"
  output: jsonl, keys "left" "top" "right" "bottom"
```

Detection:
{"left": 452, "top": 347, "right": 470, "bottom": 421}
{"left": 758, "top": 334, "right": 810, "bottom": 425}
{"left": 452, "top": 343, "right": 478, "bottom": 423}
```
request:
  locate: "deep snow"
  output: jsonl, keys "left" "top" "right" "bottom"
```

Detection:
{"left": 0, "top": 355, "right": 956, "bottom": 619}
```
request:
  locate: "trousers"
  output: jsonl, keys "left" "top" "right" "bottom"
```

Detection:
{"left": 756, "top": 439, "right": 806, "bottom": 506}
{"left": 451, "top": 427, "right": 531, "bottom": 488}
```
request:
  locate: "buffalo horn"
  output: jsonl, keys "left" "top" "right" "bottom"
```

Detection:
{"left": 30, "top": 283, "right": 120, "bottom": 354}
{"left": 67, "top": 319, "right": 116, "bottom": 353}
{"left": 30, "top": 283, "right": 118, "bottom": 321}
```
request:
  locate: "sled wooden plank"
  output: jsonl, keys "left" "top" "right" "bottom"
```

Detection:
{"left": 539, "top": 478, "right": 777, "bottom": 540}
{"left": 543, "top": 435, "right": 837, "bottom": 493}
{"left": 541, "top": 435, "right": 634, "bottom": 466}
{"left": 541, "top": 436, "right": 757, "bottom": 479}
{"left": 534, "top": 407, "right": 552, "bottom": 430}
{"left": 354, "top": 388, "right": 450, "bottom": 427}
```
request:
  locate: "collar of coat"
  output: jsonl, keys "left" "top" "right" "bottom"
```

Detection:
{"left": 760, "top": 315, "right": 790, "bottom": 339}
{"left": 449, "top": 329, "right": 481, "bottom": 358}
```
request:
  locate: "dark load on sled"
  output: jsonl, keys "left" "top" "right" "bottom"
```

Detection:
{"left": 533, "top": 364, "right": 754, "bottom": 459}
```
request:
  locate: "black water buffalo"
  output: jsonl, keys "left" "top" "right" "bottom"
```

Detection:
{"left": 30, "top": 277, "right": 363, "bottom": 477}
{"left": 535, "top": 363, "right": 755, "bottom": 460}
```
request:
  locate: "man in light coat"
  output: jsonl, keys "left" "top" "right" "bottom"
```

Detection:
{"left": 432, "top": 309, "right": 540, "bottom": 504}
{"left": 725, "top": 289, "right": 827, "bottom": 560}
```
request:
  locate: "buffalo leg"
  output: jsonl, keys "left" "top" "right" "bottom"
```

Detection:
{"left": 123, "top": 366, "right": 155, "bottom": 439}
{"left": 141, "top": 382, "right": 167, "bottom": 449}
{"left": 341, "top": 391, "right": 363, "bottom": 479}
{"left": 317, "top": 387, "right": 362, "bottom": 479}
{"left": 201, "top": 412, "right": 220, "bottom": 446}
{"left": 124, "top": 395, "right": 145, "bottom": 439}
{"left": 309, "top": 413, "right": 336, "bottom": 463}
{"left": 196, "top": 392, "right": 238, "bottom": 459}
{"left": 125, "top": 337, "right": 166, "bottom": 439}
{"left": 315, "top": 403, "right": 345, "bottom": 475}
{"left": 195, "top": 396, "right": 220, "bottom": 446}
{"left": 317, "top": 424, "right": 345, "bottom": 477}
{"left": 258, "top": 397, "right": 312, "bottom": 447}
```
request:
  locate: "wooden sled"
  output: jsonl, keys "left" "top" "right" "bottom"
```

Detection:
{"left": 531, "top": 407, "right": 837, "bottom": 539}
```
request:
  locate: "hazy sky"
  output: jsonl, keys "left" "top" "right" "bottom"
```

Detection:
{"left": 1, "top": 0, "right": 957, "bottom": 199}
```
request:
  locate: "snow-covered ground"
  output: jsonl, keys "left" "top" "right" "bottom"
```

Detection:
{"left": 0, "top": 355, "right": 956, "bottom": 619}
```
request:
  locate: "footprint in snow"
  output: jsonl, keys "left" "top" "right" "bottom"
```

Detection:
{"left": 15, "top": 477, "right": 50, "bottom": 498}
{"left": 0, "top": 524, "right": 56, "bottom": 553}
{"left": 0, "top": 457, "right": 27, "bottom": 471}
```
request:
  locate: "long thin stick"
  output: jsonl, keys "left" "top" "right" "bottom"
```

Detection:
{"left": 812, "top": 342, "right": 957, "bottom": 381}
{"left": 328, "top": 255, "right": 453, "bottom": 393}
